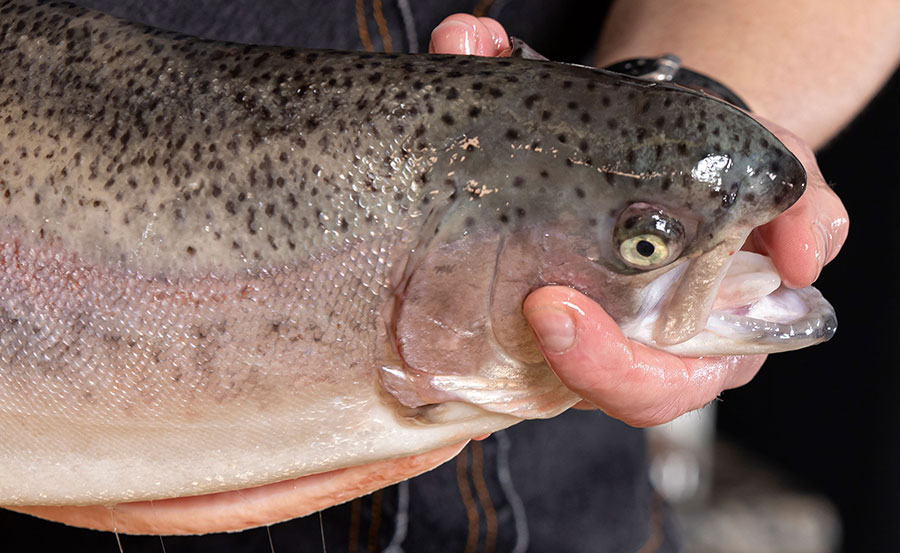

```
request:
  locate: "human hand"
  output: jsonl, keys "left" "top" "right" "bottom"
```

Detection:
{"left": 430, "top": 15, "right": 849, "bottom": 427}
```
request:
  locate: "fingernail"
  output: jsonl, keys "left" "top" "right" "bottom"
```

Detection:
{"left": 526, "top": 307, "right": 576, "bottom": 354}
{"left": 430, "top": 20, "right": 475, "bottom": 55}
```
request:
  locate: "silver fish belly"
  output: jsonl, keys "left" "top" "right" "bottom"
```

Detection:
{"left": 0, "top": 0, "right": 833, "bottom": 508}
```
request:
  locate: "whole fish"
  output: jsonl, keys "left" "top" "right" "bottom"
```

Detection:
{"left": 0, "top": 0, "right": 834, "bottom": 528}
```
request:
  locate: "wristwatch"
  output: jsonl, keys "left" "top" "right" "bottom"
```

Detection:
{"left": 603, "top": 55, "right": 751, "bottom": 112}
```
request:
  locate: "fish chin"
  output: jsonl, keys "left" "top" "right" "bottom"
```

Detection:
{"left": 622, "top": 251, "right": 837, "bottom": 356}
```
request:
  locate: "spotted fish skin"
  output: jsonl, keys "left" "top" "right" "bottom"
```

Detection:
{"left": 0, "top": 0, "right": 807, "bottom": 506}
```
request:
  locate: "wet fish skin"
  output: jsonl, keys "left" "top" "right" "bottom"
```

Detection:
{"left": 0, "top": 0, "right": 808, "bottom": 506}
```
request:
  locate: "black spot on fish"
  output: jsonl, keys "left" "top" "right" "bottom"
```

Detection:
{"left": 567, "top": 101, "right": 578, "bottom": 110}
{"left": 488, "top": 87, "right": 503, "bottom": 98}
{"left": 575, "top": 187, "right": 585, "bottom": 198}
{"left": 506, "top": 129, "right": 520, "bottom": 140}
{"left": 654, "top": 116, "right": 665, "bottom": 129}
{"left": 499, "top": 213, "right": 509, "bottom": 223}
{"left": 745, "top": 193, "right": 756, "bottom": 202}
{"left": 441, "top": 113, "right": 455, "bottom": 125}
{"left": 580, "top": 112, "right": 591, "bottom": 123}
{"left": 662, "top": 177, "right": 672, "bottom": 190}
{"left": 512, "top": 176, "right": 525, "bottom": 188}
{"left": 557, "top": 133, "right": 567, "bottom": 143}
{"left": 562, "top": 80, "right": 573, "bottom": 89}
{"left": 524, "top": 94, "right": 540, "bottom": 108}
{"left": 446, "top": 88, "right": 459, "bottom": 100}
{"left": 186, "top": 246, "right": 196, "bottom": 256}
{"left": 542, "top": 110, "right": 552, "bottom": 121}
{"left": 606, "top": 118, "right": 618, "bottom": 130}
{"left": 468, "top": 106, "right": 482, "bottom": 118}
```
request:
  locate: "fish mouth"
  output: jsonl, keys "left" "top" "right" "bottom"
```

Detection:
{"left": 622, "top": 250, "right": 837, "bottom": 356}
{"left": 5, "top": 442, "right": 468, "bottom": 535}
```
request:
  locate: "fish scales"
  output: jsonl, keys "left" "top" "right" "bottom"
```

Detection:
{"left": 0, "top": 0, "right": 825, "bottom": 509}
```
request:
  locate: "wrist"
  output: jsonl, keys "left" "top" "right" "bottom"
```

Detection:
{"left": 602, "top": 55, "right": 751, "bottom": 111}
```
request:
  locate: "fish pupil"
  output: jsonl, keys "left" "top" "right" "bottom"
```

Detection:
{"left": 636, "top": 240, "right": 655, "bottom": 257}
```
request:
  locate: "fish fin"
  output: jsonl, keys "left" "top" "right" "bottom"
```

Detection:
{"left": 506, "top": 37, "right": 548, "bottom": 61}
{"left": 427, "top": 373, "right": 579, "bottom": 419}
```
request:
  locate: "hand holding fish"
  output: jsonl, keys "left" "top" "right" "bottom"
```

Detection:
{"left": 430, "top": 14, "right": 849, "bottom": 427}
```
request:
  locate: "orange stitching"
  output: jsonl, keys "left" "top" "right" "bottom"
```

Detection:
{"left": 456, "top": 447, "right": 480, "bottom": 553}
{"left": 355, "top": 0, "right": 375, "bottom": 52}
{"left": 372, "top": 0, "right": 393, "bottom": 53}
{"left": 348, "top": 497, "right": 362, "bottom": 552}
{"left": 367, "top": 489, "right": 385, "bottom": 553}
{"left": 472, "top": 0, "right": 496, "bottom": 17}
{"left": 470, "top": 441, "right": 498, "bottom": 553}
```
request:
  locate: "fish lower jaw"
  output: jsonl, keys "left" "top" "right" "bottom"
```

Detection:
{"left": 628, "top": 285, "right": 837, "bottom": 357}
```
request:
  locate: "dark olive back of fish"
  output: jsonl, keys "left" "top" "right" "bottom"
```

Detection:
{"left": 0, "top": 0, "right": 803, "bottom": 278}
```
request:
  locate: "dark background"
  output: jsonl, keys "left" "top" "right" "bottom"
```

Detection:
{"left": 1, "top": 0, "right": 898, "bottom": 551}
{"left": 718, "top": 67, "right": 900, "bottom": 552}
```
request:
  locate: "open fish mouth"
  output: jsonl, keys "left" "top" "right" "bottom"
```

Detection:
{"left": 623, "top": 251, "right": 837, "bottom": 356}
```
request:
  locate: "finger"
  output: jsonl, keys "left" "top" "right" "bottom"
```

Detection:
{"left": 429, "top": 14, "right": 510, "bottom": 56}
{"left": 752, "top": 119, "right": 850, "bottom": 288}
{"left": 523, "top": 286, "right": 766, "bottom": 427}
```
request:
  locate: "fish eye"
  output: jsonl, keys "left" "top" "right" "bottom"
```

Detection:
{"left": 619, "top": 234, "right": 669, "bottom": 267}
{"left": 613, "top": 203, "right": 685, "bottom": 270}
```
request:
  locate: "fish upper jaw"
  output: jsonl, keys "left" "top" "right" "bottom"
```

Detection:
{"left": 621, "top": 250, "right": 836, "bottom": 356}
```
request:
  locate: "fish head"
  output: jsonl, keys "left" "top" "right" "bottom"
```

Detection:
{"left": 496, "top": 73, "right": 828, "bottom": 356}
{"left": 403, "top": 68, "right": 830, "bottom": 377}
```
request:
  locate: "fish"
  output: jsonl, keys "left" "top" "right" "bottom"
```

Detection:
{"left": 0, "top": 0, "right": 835, "bottom": 532}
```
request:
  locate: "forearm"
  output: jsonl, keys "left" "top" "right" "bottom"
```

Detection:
{"left": 595, "top": 0, "right": 900, "bottom": 148}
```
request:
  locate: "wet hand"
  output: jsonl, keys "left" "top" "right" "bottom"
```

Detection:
{"left": 430, "top": 14, "right": 849, "bottom": 427}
